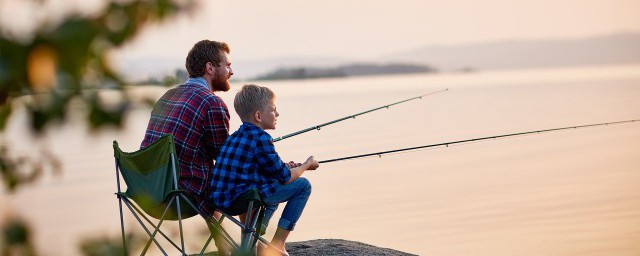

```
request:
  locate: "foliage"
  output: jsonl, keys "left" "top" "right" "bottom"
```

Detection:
{"left": 0, "top": 0, "right": 196, "bottom": 255}
{"left": 0, "top": 0, "right": 194, "bottom": 190}
{"left": 1, "top": 218, "right": 35, "bottom": 256}
{"left": 134, "top": 68, "right": 189, "bottom": 86}
{"left": 79, "top": 233, "right": 144, "bottom": 256}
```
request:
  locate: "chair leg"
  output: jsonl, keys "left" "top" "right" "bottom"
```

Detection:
{"left": 178, "top": 194, "right": 239, "bottom": 250}
{"left": 121, "top": 200, "right": 169, "bottom": 256}
{"left": 239, "top": 201, "right": 264, "bottom": 254}
{"left": 199, "top": 234, "right": 214, "bottom": 256}
{"left": 140, "top": 238, "right": 154, "bottom": 256}
{"left": 115, "top": 161, "right": 129, "bottom": 256}
{"left": 141, "top": 197, "right": 177, "bottom": 255}
{"left": 117, "top": 196, "right": 128, "bottom": 256}
{"left": 246, "top": 207, "right": 261, "bottom": 250}
{"left": 129, "top": 202, "right": 183, "bottom": 253}
{"left": 240, "top": 201, "right": 254, "bottom": 250}
{"left": 136, "top": 195, "right": 195, "bottom": 255}
{"left": 176, "top": 196, "right": 187, "bottom": 256}
{"left": 207, "top": 218, "right": 239, "bottom": 251}
{"left": 246, "top": 207, "right": 288, "bottom": 256}
{"left": 216, "top": 212, "right": 245, "bottom": 249}
{"left": 125, "top": 196, "right": 195, "bottom": 255}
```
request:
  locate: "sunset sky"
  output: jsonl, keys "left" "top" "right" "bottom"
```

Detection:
{"left": 116, "top": 0, "right": 640, "bottom": 60}
{"left": 2, "top": 0, "right": 639, "bottom": 67}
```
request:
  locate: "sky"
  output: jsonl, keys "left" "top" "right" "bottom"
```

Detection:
{"left": 112, "top": 0, "right": 640, "bottom": 61}
{"left": 1, "top": 0, "right": 640, "bottom": 77}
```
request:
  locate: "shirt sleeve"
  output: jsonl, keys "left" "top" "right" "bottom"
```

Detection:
{"left": 255, "top": 133, "right": 291, "bottom": 184}
{"left": 204, "top": 100, "right": 230, "bottom": 159}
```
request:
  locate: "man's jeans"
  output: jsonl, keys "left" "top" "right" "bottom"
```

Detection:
{"left": 261, "top": 177, "right": 312, "bottom": 231}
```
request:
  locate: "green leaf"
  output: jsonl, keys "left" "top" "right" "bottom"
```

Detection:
{"left": 0, "top": 103, "right": 12, "bottom": 130}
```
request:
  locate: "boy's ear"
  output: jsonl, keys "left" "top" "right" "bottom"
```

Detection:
{"left": 254, "top": 110, "right": 261, "bottom": 122}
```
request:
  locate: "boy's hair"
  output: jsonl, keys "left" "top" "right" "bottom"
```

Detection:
{"left": 185, "top": 40, "right": 230, "bottom": 78}
{"left": 234, "top": 84, "right": 275, "bottom": 122}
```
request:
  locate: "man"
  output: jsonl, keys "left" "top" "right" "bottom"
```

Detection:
{"left": 140, "top": 39, "right": 233, "bottom": 253}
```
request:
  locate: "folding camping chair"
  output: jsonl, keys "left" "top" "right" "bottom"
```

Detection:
{"left": 113, "top": 134, "right": 282, "bottom": 255}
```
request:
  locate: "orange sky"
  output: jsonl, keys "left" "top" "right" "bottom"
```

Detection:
{"left": 118, "top": 0, "right": 640, "bottom": 60}
{"left": 2, "top": 0, "right": 640, "bottom": 61}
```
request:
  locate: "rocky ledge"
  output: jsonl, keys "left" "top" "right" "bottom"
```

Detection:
{"left": 286, "top": 239, "right": 417, "bottom": 256}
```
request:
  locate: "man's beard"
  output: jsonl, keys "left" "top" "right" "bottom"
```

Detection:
{"left": 211, "top": 73, "right": 231, "bottom": 92}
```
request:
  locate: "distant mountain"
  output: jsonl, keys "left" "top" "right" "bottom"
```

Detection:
{"left": 234, "top": 56, "right": 352, "bottom": 80}
{"left": 115, "top": 32, "right": 640, "bottom": 82}
{"left": 114, "top": 55, "right": 354, "bottom": 82}
{"left": 388, "top": 33, "right": 640, "bottom": 71}
{"left": 254, "top": 63, "right": 436, "bottom": 80}
{"left": 341, "top": 63, "right": 436, "bottom": 76}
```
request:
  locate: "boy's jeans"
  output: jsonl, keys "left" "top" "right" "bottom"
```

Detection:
{"left": 261, "top": 177, "right": 312, "bottom": 231}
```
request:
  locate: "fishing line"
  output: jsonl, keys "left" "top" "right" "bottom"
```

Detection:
{"left": 272, "top": 89, "right": 449, "bottom": 142}
{"left": 318, "top": 119, "right": 640, "bottom": 164}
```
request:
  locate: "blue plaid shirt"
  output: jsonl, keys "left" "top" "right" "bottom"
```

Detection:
{"left": 210, "top": 122, "right": 291, "bottom": 209}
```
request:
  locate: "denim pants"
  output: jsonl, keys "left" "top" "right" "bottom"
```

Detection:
{"left": 261, "top": 177, "right": 312, "bottom": 231}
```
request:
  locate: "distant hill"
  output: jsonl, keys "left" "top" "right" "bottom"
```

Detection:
{"left": 115, "top": 32, "right": 640, "bottom": 82}
{"left": 388, "top": 33, "right": 640, "bottom": 71}
{"left": 234, "top": 56, "right": 350, "bottom": 80}
{"left": 254, "top": 63, "right": 436, "bottom": 80}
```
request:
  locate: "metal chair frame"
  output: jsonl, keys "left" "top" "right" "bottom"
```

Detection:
{"left": 113, "top": 136, "right": 283, "bottom": 256}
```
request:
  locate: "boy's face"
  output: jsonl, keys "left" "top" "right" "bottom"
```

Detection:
{"left": 258, "top": 98, "right": 279, "bottom": 130}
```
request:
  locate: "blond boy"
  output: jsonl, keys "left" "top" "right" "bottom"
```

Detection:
{"left": 210, "top": 84, "right": 319, "bottom": 255}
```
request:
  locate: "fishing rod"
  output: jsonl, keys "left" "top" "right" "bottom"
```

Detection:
{"left": 319, "top": 119, "right": 640, "bottom": 164}
{"left": 273, "top": 88, "right": 449, "bottom": 143}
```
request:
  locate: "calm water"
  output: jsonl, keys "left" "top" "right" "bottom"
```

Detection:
{"left": 2, "top": 64, "right": 640, "bottom": 255}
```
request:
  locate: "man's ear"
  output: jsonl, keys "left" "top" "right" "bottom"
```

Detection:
{"left": 205, "top": 62, "right": 215, "bottom": 75}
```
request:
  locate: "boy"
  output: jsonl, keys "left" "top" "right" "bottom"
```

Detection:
{"left": 210, "top": 84, "right": 319, "bottom": 255}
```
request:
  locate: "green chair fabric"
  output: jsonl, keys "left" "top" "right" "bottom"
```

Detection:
{"left": 113, "top": 134, "right": 278, "bottom": 256}
{"left": 224, "top": 188, "right": 263, "bottom": 216}
{"left": 114, "top": 134, "right": 197, "bottom": 220}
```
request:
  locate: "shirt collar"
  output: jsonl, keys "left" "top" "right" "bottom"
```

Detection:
{"left": 185, "top": 77, "right": 210, "bottom": 90}
{"left": 241, "top": 122, "right": 261, "bottom": 131}
{"left": 241, "top": 122, "right": 269, "bottom": 134}
{"left": 240, "top": 122, "right": 275, "bottom": 144}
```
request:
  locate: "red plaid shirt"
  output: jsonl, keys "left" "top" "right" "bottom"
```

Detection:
{"left": 141, "top": 77, "right": 230, "bottom": 218}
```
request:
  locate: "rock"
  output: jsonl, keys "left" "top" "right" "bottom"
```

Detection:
{"left": 286, "top": 239, "right": 417, "bottom": 256}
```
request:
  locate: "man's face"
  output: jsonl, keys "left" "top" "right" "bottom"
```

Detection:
{"left": 210, "top": 51, "right": 233, "bottom": 92}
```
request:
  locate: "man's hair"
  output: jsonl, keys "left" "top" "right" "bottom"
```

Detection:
{"left": 185, "top": 40, "right": 230, "bottom": 78}
{"left": 234, "top": 84, "right": 275, "bottom": 122}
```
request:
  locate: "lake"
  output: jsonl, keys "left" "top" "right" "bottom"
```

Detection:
{"left": 2, "top": 64, "right": 640, "bottom": 255}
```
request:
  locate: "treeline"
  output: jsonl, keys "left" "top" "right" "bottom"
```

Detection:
{"left": 134, "top": 69, "right": 189, "bottom": 86}
{"left": 254, "top": 63, "right": 436, "bottom": 80}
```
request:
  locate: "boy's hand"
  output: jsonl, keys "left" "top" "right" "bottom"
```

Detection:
{"left": 286, "top": 156, "right": 320, "bottom": 184}
{"left": 286, "top": 161, "right": 302, "bottom": 168}
{"left": 304, "top": 156, "right": 320, "bottom": 171}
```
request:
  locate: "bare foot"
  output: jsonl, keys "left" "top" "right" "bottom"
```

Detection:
{"left": 258, "top": 243, "right": 288, "bottom": 256}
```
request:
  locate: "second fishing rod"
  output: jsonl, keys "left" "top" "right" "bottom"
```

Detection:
{"left": 272, "top": 88, "right": 448, "bottom": 142}
{"left": 318, "top": 119, "right": 640, "bottom": 164}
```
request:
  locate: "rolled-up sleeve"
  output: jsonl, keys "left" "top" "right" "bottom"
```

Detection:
{"left": 255, "top": 134, "right": 291, "bottom": 184}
